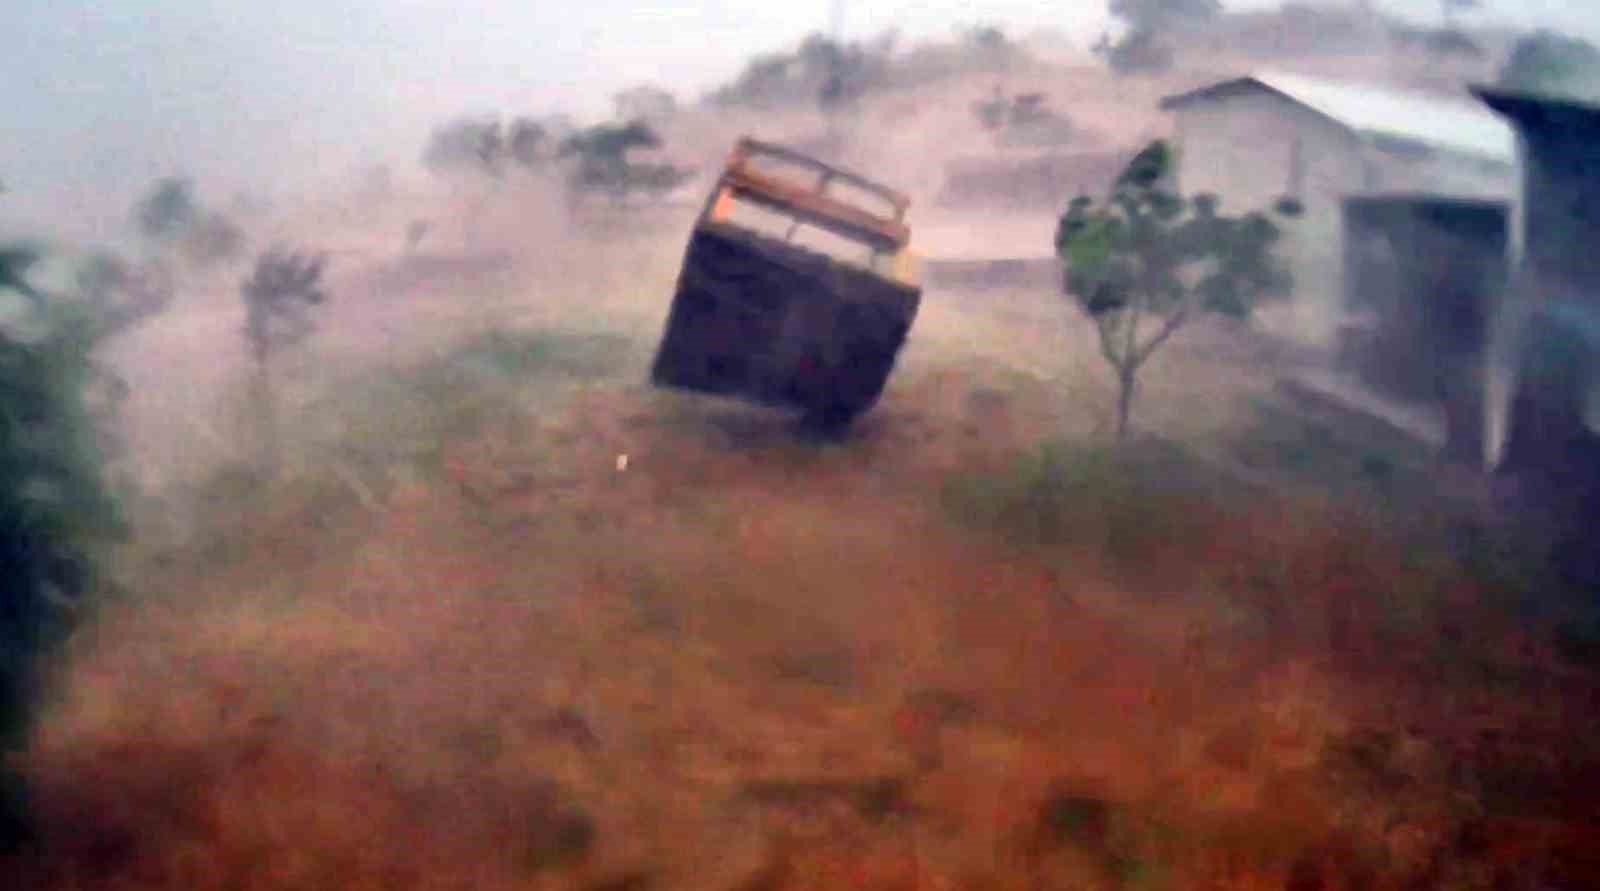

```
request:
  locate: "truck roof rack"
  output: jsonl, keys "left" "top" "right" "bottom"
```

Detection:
{"left": 707, "top": 137, "right": 912, "bottom": 255}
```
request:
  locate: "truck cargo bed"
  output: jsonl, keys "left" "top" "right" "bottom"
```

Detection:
{"left": 649, "top": 138, "right": 922, "bottom": 427}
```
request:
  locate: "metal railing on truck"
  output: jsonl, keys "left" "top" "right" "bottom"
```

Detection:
{"left": 700, "top": 137, "right": 916, "bottom": 284}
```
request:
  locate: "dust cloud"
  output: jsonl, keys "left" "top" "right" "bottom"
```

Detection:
{"left": 4, "top": 3, "right": 1600, "bottom": 889}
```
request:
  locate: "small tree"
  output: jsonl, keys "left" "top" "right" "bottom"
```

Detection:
{"left": 973, "top": 85, "right": 1010, "bottom": 130}
{"left": 965, "top": 24, "right": 1010, "bottom": 53}
{"left": 562, "top": 121, "right": 658, "bottom": 188}
{"left": 0, "top": 245, "right": 125, "bottom": 849}
{"left": 709, "top": 54, "right": 795, "bottom": 108}
{"left": 76, "top": 252, "right": 175, "bottom": 338}
{"left": 423, "top": 117, "right": 506, "bottom": 177}
{"left": 132, "top": 176, "right": 198, "bottom": 240}
{"left": 1056, "top": 141, "right": 1297, "bottom": 440}
{"left": 507, "top": 117, "right": 548, "bottom": 170}
{"left": 0, "top": 245, "right": 44, "bottom": 304}
{"left": 1099, "top": 0, "right": 1221, "bottom": 75}
{"left": 560, "top": 121, "right": 688, "bottom": 206}
{"left": 241, "top": 247, "right": 327, "bottom": 471}
{"left": 131, "top": 178, "right": 248, "bottom": 265}
{"left": 706, "top": 32, "right": 894, "bottom": 110}
{"left": 1096, "top": 27, "right": 1175, "bottom": 75}
{"left": 800, "top": 34, "right": 880, "bottom": 112}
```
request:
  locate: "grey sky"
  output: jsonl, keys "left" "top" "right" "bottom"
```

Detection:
{"left": 3, "top": 1, "right": 1597, "bottom": 242}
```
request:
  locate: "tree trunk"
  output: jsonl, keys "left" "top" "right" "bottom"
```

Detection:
{"left": 1115, "top": 366, "right": 1136, "bottom": 442}
{"left": 252, "top": 359, "right": 279, "bottom": 477}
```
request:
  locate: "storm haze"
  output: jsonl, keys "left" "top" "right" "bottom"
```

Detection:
{"left": 6, "top": 1, "right": 1600, "bottom": 887}
{"left": 3, "top": 0, "right": 1596, "bottom": 241}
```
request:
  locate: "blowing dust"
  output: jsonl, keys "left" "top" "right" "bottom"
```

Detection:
{"left": 5, "top": 9, "right": 1600, "bottom": 891}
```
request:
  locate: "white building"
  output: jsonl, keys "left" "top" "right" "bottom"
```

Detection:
{"left": 1161, "top": 71, "right": 1517, "bottom": 349}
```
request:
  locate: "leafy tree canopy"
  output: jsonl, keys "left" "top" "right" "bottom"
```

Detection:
{"left": 1099, "top": 0, "right": 1221, "bottom": 74}
{"left": 423, "top": 115, "right": 556, "bottom": 177}
{"left": 1056, "top": 140, "right": 1297, "bottom": 438}
{"left": 132, "top": 177, "right": 198, "bottom": 240}
{"left": 241, "top": 247, "right": 327, "bottom": 366}
{"left": 559, "top": 122, "right": 689, "bottom": 204}
{"left": 709, "top": 32, "right": 892, "bottom": 110}
{"left": 423, "top": 117, "right": 506, "bottom": 176}
{"left": 560, "top": 121, "right": 661, "bottom": 162}
{"left": 508, "top": 117, "right": 549, "bottom": 169}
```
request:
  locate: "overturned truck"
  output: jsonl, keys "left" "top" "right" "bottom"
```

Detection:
{"left": 650, "top": 138, "right": 922, "bottom": 429}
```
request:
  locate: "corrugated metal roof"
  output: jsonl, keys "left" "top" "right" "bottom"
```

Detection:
{"left": 1164, "top": 70, "right": 1516, "bottom": 164}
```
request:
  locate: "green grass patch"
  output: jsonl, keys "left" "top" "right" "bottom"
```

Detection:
{"left": 449, "top": 328, "right": 637, "bottom": 382}
{"left": 142, "top": 327, "right": 638, "bottom": 573}
{"left": 941, "top": 428, "right": 1577, "bottom": 657}
{"left": 296, "top": 327, "right": 635, "bottom": 481}
{"left": 1228, "top": 396, "right": 1435, "bottom": 504}
{"left": 941, "top": 437, "right": 1242, "bottom": 575}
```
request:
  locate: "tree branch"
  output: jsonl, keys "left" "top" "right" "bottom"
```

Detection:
{"left": 1124, "top": 298, "right": 1141, "bottom": 374}
{"left": 1094, "top": 313, "right": 1125, "bottom": 371}
{"left": 1133, "top": 305, "right": 1188, "bottom": 367}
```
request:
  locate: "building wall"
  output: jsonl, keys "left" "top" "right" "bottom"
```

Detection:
{"left": 1499, "top": 110, "right": 1600, "bottom": 473}
{"left": 1172, "top": 89, "right": 1368, "bottom": 349}
{"left": 1171, "top": 86, "right": 1515, "bottom": 351}
{"left": 1342, "top": 197, "right": 1509, "bottom": 467}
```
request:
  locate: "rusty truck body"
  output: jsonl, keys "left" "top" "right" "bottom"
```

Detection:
{"left": 650, "top": 137, "right": 922, "bottom": 429}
